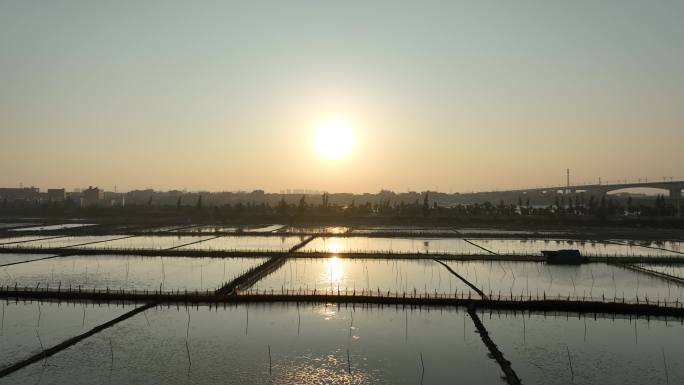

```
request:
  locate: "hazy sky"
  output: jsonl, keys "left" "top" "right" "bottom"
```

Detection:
{"left": 1, "top": 1, "right": 683, "bottom": 193}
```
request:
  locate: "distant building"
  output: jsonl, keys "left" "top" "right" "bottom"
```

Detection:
{"left": 82, "top": 186, "right": 104, "bottom": 206}
{"left": 0, "top": 187, "right": 40, "bottom": 202}
{"left": 47, "top": 188, "right": 66, "bottom": 201}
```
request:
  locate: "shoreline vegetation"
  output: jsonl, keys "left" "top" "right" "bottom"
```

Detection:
{"left": 2, "top": 200, "right": 684, "bottom": 232}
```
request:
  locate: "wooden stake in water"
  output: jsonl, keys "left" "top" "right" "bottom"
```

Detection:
{"left": 268, "top": 344, "right": 272, "bottom": 375}
{"left": 347, "top": 348, "right": 351, "bottom": 375}
{"left": 35, "top": 330, "right": 47, "bottom": 366}
{"left": 419, "top": 352, "right": 425, "bottom": 385}
{"left": 662, "top": 347, "right": 669, "bottom": 385}
{"left": 566, "top": 346, "right": 574, "bottom": 383}
{"left": 109, "top": 337, "right": 115, "bottom": 380}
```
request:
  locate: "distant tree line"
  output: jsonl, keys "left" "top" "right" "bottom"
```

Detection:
{"left": 1, "top": 191, "right": 682, "bottom": 226}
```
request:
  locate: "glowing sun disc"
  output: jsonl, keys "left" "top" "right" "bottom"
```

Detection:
{"left": 314, "top": 121, "right": 354, "bottom": 160}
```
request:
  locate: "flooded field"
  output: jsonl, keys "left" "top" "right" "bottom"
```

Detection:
{"left": 0, "top": 255, "right": 267, "bottom": 292}
{"left": 468, "top": 239, "right": 681, "bottom": 258}
{"left": 0, "top": 224, "right": 682, "bottom": 384}
{"left": 256, "top": 258, "right": 477, "bottom": 296}
{"left": 170, "top": 225, "right": 240, "bottom": 233}
{"left": 279, "top": 226, "right": 349, "bottom": 234}
{"left": 0, "top": 224, "right": 31, "bottom": 230}
{"left": 455, "top": 228, "right": 568, "bottom": 236}
{"left": 0, "top": 304, "right": 503, "bottom": 385}
{"left": 244, "top": 225, "right": 285, "bottom": 233}
{"left": 636, "top": 264, "right": 684, "bottom": 279}
{"left": 300, "top": 237, "right": 488, "bottom": 255}
{"left": 0, "top": 253, "right": 55, "bottom": 266}
{"left": 351, "top": 227, "right": 455, "bottom": 235}
{"left": 0, "top": 235, "right": 64, "bottom": 245}
{"left": 69, "top": 235, "right": 215, "bottom": 251}
{"left": 176, "top": 236, "right": 303, "bottom": 252}
{"left": 443, "top": 261, "right": 683, "bottom": 302}
{"left": 482, "top": 312, "right": 684, "bottom": 385}
{"left": 0, "top": 236, "right": 126, "bottom": 250}
{"left": 615, "top": 240, "right": 684, "bottom": 254}
{"left": 0, "top": 301, "right": 134, "bottom": 369}
{"left": 8, "top": 224, "right": 96, "bottom": 232}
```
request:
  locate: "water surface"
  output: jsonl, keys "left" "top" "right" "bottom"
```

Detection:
{"left": 0, "top": 255, "right": 267, "bottom": 292}
{"left": 482, "top": 311, "right": 683, "bottom": 385}
{"left": 300, "top": 237, "right": 488, "bottom": 255}
{"left": 1, "top": 304, "right": 504, "bottom": 385}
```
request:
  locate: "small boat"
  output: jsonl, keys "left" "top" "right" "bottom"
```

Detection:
{"left": 542, "top": 249, "right": 583, "bottom": 265}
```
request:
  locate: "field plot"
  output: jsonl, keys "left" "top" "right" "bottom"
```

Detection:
{"left": 616, "top": 240, "right": 684, "bottom": 254}
{"left": 0, "top": 253, "right": 55, "bottom": 266}
{"left": 300, "top": 237, "right": 488, "bottom": 255}
{"left": 139, "top": 226, "right": 199, "bottom": 233}
{"left": 482, "top": 312, "right": 684, "bottom": 385}
{"left": 0, "top": 236, "right": 63, "bottom": 245}
{"left": 455, "top": 228, "right": 569, "bottom": 236}
{"left": 0, "top": 301, "right": 135, "bottom": 370}
{"left": 72, "top": 236, "right": 215, "bottom": 251}
{"left": 8, "top": 224, "right": 96, "bottom": 232}
{"left": 256, "top": 258, "right": 478, "bottom": 297}
{"left": 243, "top": 225, "right": 285, "bottom": 233}
{"left": 170, "top": 225, "right": 240, "bottom": 233}
{"left": 0, "top": 255, "right": 267, "bottom": 292}
{"left": 351, "top": 227, "right": 455, "bottom": 235}
{"left": 176, "top": 236, "right": 303, "bottom": 252}
{"left": 635, "top": 264, "right": 684, "bottom": 279}
{"left": 0, "top": 236, "right": 125, "bottom": 250}
{"left": 279, "top": 226, "right": 348, "bottom": 234}
{"left": 0, "top": 224, "right": 31, "bottom": 230}
{"left": 468, "top": 239, "right": 682, "bottom": 258}
{"left": 0, "top": 304, "right": 503, "bottom": 385}
{"left": 443, "top": 261, "right": 683, "bottom": 302}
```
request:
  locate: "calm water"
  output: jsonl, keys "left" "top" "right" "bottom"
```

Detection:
{"left": 636, "top": 264, "right": 684, "bottom": 279}
{"left": 443, "top": 261, "right": 683, "bottom": 302}
{"left": 300, "top": 237, "right": 488, "bottom": 255}
{"left": 244, "top": 225, "right": 285, "bottom": 233}
{"left": 468, "top": 239, "right": 682, "bottom": 257}
{"left": 0, "top": 253, "right": 55, "bottom": 266}
{"left": 170, "top": 225, "right": 240, "bottom": 233}
{"left": 0, "top": 236, "right": 64, "bottom": 245}
{"left": 280, "top": 226, "right": 349, "bottom": 234}
{"left": 8, "top": 224, "right": 96, "bottom": 232}
{"left": 351, "top": 227, "right": 456, "bottom": 235}
{"left": 482, "top": 311, "right": 684, "bottom": 385}
{"left": 0, "top": 256, "right": 267, "bottom": 292}
{"left": 615, "top": 240, "right": 684, "bottom": 254}
{"left": 455, "top": 228, "right": 569, "bottom": 236}
{"left": 0, "top": 224, "right": 30, "bottom": 230}
{"left": 255, "top": 258, "right": 477, "bottom": 297}
{"left": 177, "top": 236, "right": 304, "bottom": 252}
{"left": 0, "top": 304, "right": 503, "bottom": 385}
{"left": 71, "top": 236, "right": 215, "bottom": 251}
{"left": 0, "top": 300, "right": 134, "bottom": 369}
{"left": 1, "top": 235, "right": 126, "bottom": 250}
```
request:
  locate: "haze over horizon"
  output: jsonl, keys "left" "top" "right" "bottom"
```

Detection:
{"left": 2, "top": 1, "right": 683, "bottom": 193}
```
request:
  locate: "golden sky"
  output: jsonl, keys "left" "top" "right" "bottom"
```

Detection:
{"left": 1, "top": 1, "right": 683, "bottom": 193}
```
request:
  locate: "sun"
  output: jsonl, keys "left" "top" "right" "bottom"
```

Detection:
{"left": 314, "top": 120, "right": 354, "bottom": 160}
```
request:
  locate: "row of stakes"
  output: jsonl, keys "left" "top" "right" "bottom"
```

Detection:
{"left": 1, "top": 282, "right": 682, "bottom": 308}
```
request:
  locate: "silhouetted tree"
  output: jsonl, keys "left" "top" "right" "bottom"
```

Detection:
{"left": 196, "top": 195, "right": 203, "bottom": 209}
{"left": 176, "top": 196, "right": 182, "bottom": 211}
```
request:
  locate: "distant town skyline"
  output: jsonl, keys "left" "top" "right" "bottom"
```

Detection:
{"left": 2, "top": 1, "right": 683, "bottom": 193}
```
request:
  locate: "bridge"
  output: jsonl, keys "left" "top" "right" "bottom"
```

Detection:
{"left": 458, "top": 180, "right": 684, "bottom": 214}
